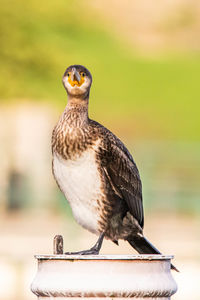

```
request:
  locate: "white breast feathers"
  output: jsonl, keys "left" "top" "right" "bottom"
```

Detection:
{"left": 53, "top": 141, "right": 103, "bottom": 235}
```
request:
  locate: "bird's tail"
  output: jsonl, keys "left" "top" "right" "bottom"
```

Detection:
{"left": 127, "top": 235, "right": 179, "bottom": 272}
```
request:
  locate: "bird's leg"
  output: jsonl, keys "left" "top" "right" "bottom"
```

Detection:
{"left": 65, "top": 232, "right": 105, "bottom": 255}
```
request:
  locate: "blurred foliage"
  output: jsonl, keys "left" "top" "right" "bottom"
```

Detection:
{"left": 0, "top": 0, "right": 200, "bottom": 140}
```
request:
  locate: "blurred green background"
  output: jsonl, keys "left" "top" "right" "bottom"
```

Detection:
{"left": 0, "top": 1, "right": 199, "bottom": 299}
{"left": 1, "top": 0, "right": 200, "bottom": 140}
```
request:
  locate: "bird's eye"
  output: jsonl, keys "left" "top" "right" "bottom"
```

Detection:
{"left": 81, "top": 72, "right": 85, "bottom": 77}
{"left": 67, "top": 72, "right": 70, "bottom": 77}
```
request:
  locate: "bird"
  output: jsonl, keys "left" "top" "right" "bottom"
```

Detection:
{"left": 52, "top": 64, "right": 178, "bottom": 271}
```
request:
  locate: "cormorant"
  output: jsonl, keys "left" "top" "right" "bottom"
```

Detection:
{"left": 52, "top": 65, "right": 178, "bottom": 271}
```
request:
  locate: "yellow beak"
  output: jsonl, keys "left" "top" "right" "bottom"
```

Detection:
{"left": 68, "top": 68, "right": 84, "bottom": 87}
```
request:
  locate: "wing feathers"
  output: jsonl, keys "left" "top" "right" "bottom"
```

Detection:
{"left": 90, "top": 120, "right": 144, "bottom": 228}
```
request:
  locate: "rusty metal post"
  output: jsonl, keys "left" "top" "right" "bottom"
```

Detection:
{"left": 53, "top": 235, "right": 63, "bottom": 255}
{"left": 31, "top": 235, "right": 178, "bottom": 299}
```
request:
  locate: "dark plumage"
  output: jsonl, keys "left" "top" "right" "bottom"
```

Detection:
{"left": 52, "top": 65, "right": 178, "bottom": 272}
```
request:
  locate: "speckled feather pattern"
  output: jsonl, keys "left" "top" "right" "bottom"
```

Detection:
{"left": 52, "top": 100, "right": 143, "bottom": 241}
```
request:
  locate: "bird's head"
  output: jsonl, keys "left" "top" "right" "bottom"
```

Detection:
{"left": 62, "top": 65, "right": 92, "bottom": 99}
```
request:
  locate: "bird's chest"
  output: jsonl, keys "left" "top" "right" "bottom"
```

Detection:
{"left": 53, "top": 146, "right": 103, "bottom": 234}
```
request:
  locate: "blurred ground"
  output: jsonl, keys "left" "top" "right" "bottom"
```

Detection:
{"left": 0, "top": 213, "right": 199, "bottom": 300}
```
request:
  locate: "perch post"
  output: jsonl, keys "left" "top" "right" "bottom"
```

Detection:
{"left": 31, "top": 235, "right": 178, "bottom": 299}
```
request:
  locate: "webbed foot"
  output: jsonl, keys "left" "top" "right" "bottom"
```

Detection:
{"left": 64, "top": 232, "right": 104, "bottom": 255}
{"left": 65, "top": 248, "right": 99, "bottom": 255}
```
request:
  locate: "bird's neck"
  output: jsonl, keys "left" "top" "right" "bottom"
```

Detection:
{"left": 63, "top": 96, "right": 89, "bottom": 127}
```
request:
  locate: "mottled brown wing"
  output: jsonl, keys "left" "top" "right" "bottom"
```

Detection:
{"left": 89, "top": 119, "right": 144, "bottom": 228}
{"left": 104, "top": 139, "right": 144, "bottom": 228}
